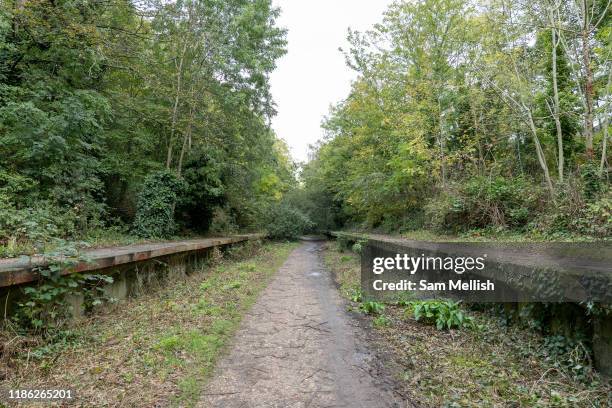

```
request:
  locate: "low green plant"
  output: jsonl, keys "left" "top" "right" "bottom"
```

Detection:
{"left": 394, "top": 292, "right": 414, "bottom": 307}
{"left": 360, "top": 300, "right": 385, "bottom": 315}
{"left": 13, "top": 240, "right": 114, "bottom": 335}
{"left": 347, "top": 287, "right": 362, "bottom": 302}
{"left": 222, "top": 281, "right": 241, "bottom": 290}
{"left": 408, "top": 300, "right": 474, "bottom": 330}
{"left": 373, "top": 315, "right": 391, "bottom": 327}
{"left": 351, "top": 239, "right": 367, "bottom": 254}
{"left": 541, "top": 335, "right": 594, "bottom": 382}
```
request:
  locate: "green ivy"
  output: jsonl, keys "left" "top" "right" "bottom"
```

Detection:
{"left": 133, "top": 170, "right": 186, "bottom": 238}
{"left": 580, "top": 163, "right": 603, "bottom": 200}
{"left": 13, "top": 240, "right": 115, "bottom": 336}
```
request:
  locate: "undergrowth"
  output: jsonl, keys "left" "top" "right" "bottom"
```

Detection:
{"left": 9, "top": 239, "right": 116, "bottom": 336}
{"left": 323, "top": 242, "right": 611, "bottom": 408}
{"left": 0, "top": 240, "right": 297, "bottom": 407}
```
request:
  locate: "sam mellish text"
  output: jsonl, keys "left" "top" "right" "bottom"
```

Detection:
{"left": 372, "top": 279, "right": 495, "bottom": 291}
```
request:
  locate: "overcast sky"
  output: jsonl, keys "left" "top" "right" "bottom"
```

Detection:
{"left": 269, "top": 0, "right": 393, "bottom": 163}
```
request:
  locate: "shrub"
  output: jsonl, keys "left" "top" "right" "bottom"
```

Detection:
{"left": 264, "top": 204, "right": 314, "bottom": 240}
{"left": 580, "top": 163, "right": 603, "bottom": 199}
{"left": 133, "top": 170, "right": 185, "bottom": 238}
{"left": 351, "top": 240, "right": 366, "bottom": 254}
{"left": 178, "top": 152, "right": 224, "bottom": 232}
{"left": 537, "top": 178, "right": 586, "bottom": 235}
{"left": 536, "top": 182, "right": 610, "bottom": 238}
{"left": 574, "top": 192, "right": 612, "bottom": 237}
{"left": 336, "top": 235, "right": 351, "bottom": 252}
{"left": 423, "top": 191, "right": 461, "bottom": 231}
{"left": 424, "top": 176, "right": 541, "bottom": 232}
{"left": 13, "top": 240, "right": 114, "bottom": 335}
{"left": 0, "top": 200, "right": 78, "bottom": 246}
{"left": 208, "top": 208, "right": 238, "bottom": 234}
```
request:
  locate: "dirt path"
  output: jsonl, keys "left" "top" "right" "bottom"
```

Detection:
{"left": 198, "top": 241, "right": 404, "bottom": 408}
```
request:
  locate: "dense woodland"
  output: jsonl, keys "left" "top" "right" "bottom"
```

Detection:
{"left": 0, "top": 0, "right": 295, "bottom": 252}
{"left": 299, "top": 0, "right": 611, "bottom": 239}
{"left": 0, "top": 0, "right": 611, "bottom": 252}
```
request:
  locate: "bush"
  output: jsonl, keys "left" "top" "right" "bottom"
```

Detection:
{"left": 423, "top": 191, "right": 461, "bottom": 231}
{"left": 264, "top": 204, "right": 314, "bottom": 240}
{"left": 574, "top": 192, "right": 612, "bottom": 238}
{"left": 13, "top": 240, "right": 115, "bottom": 335}
{"left": 535, "top": 181, "right": 610, "bottom": 238}
{"left": 178, "top": 152, "right": 224, "bottom": 232}
{"left": 133, "top": 170, "right": 185, "bottom": 238}
{"left": 580, "top": 163, "right": 604, "bottom": 199}
{"left": 0, "top": 200, "right": 78, "bottom": 245}
{"left": 537, "top": 180, "right": 585, "bottom": 235}
{"left": 336, "top": 235, "right": 351, "bottom": 252}
{"left": 208, "top": 207, "right": 238, "bottom": 234}
{"left": 424, "top": 176, "right": 541, "bottom": 232}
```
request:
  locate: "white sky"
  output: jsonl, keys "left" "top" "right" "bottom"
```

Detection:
{"left": 269, "top": 0, "right": 394, "bottom": 163}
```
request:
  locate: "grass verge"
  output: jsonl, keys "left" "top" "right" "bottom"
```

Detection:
{"left": 0, "top": 241, "right": 298, "bottom": 407}
{"left": 323, "top": 243, "right": 611, "bottom": 408}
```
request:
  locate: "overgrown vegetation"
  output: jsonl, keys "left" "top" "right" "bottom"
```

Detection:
{"left": 11, "top": 240, "right": 115, "bottom": 336}
{"left": 0, "top": 241, "right": 297, "bottom": 407}
{"left": 263, "top": 203, "right": 314, "bottom": 240}
{"left": 0, "top": 0, "right": 296, "bottom": 256}
{"left": 133, "top": 170, "right": 186, "bottom": 239}
{"left": 299, "top": 0, "right": 611, "bottom": 238}
{"left": 323, "top": 243, "right": 611, "bottom": 407}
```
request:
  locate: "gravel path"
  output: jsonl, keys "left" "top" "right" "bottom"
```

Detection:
{"left": 198, "top": 241, "right": 404, "bottom": 408}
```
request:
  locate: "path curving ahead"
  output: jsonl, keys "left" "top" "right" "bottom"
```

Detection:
{"left": 198, "top": 241, "right": 404, "bottom": 408}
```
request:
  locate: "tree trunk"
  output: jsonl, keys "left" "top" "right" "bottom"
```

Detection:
{"left": 581, "top": 0, "right": 594, "bottom": 158}
{"left": 166, "top": 42, "right": 188, "bottom": 169}
{"left": 12, "top": 0, "right": 26, "bottom": 32}
{"left": 527, "top": 110, "right": 555, "bottom": 195}
{"left": 471, "top": 103, "right": 485, "bottom": 175}
{"left": 438, "top": 98, "right": 447, "bottom": 186}
{"left": 550, "top": 18, "right": 564, "bottom": 182}
{"left": 177, "top": 106, "right": 194, "bottom": 177}
{"left": 600, "top": 69, "right": 612, "bottom": 176}
{"left": 600, "top": 112, "right": 609, "bottom": 177}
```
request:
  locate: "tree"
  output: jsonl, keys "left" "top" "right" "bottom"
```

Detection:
{"left": 0, "top": 0, "right": 289, "bottom": 244}
{"left": 303, "top": 0, "right": 610, "bottom": 235}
